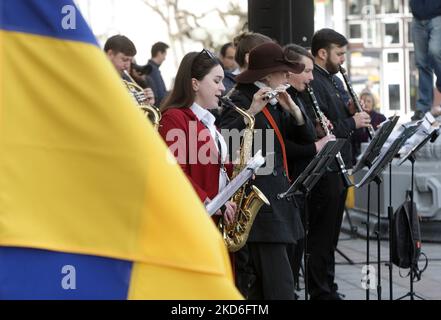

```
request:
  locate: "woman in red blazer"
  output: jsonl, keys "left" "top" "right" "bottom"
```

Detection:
{"left": 159, "top": 49, "right": 237, "bottom": 224}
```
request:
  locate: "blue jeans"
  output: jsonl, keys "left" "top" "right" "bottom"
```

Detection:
{"left": 412, "top": 16, "right": 441, "bottom": 113}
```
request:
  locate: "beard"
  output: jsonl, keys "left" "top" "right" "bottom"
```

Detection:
{"left": 325, "top": 59, "right": 340, "bottom": 74}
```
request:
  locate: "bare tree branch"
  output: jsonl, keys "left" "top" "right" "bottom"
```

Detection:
{"left": 140, "top": 0, "right": 247, "bottom": 57}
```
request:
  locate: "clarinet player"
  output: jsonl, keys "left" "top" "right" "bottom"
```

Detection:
{"left": 303, "top": 28, "right": 371, "bottom": 300}
{"left": 283, "top": 44, "right": 336, "bottom": 294}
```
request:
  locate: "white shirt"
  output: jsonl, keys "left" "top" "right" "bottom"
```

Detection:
{"left": 190, "top": 103, "right": 229, "bottom": 192}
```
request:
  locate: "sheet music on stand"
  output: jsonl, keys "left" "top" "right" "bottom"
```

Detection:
{"left": 278, "top": 139, "right": 346, "bottom": 199}
{"left": 356, "top": 121, "right": 422, "bottom": 188}
{"left": 353, "top": 115, "right": 400, "bottom": 174}
{"left": 206, "top": 150, "right": 265, "bottom": 216}
{"left": 398, "top": 128, "right": 439, "bottom": 166}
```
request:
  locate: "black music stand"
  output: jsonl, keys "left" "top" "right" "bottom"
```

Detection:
{"left": 278, "top": 139, "right": 346, "bottom": 300}
{"left": 356, "top": 121, "right": 422, "bottom": 300}
{"left": 352, "top": 115, "right": 399, "bottom": 300}
{"left": 353, "top": 115, "right": 400, "bottom": 174}
{"left": 395, "top": 129, "right": 439, "bottom": 300}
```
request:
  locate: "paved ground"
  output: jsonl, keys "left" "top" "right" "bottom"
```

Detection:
{"left": 297, "top": 232, "right": 441, "bottom": 300}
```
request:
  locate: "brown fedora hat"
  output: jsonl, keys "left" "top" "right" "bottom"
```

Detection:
{"left": 235, "top": 42, "right": 305, "bottom": 84}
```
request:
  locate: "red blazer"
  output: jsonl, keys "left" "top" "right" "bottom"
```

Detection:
{"left": 159, "top": 107, "right": 233, "bottom": 202}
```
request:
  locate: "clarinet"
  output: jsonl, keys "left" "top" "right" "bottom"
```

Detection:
{"left": 339, "top": 66, "right": 376, "bottom": 139}
{"left": 306, "top": 84, "right": 353, "bottom": 188}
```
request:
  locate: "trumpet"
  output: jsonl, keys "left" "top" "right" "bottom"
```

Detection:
{"left": 122, "top": 70, "right": 161, "bottom": 130}
{"left": 339, "top": 66, "right": 375, "bottom": 139}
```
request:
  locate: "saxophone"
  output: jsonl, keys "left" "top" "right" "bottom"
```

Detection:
{"left": 306, "top": 84, "right": 353, "bottom": 188}
{"left": 122, "top": 70, "right": 162, "bottom": 130}
{"left": 217, "top": 96, "right": 270, "bottom": 252}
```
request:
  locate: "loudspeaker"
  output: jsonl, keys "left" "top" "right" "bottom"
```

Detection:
{"left": 248, "top": 0, "right": 314, "bottom": 47}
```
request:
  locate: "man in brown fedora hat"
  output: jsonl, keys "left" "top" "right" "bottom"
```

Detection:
{"left": 218, "top": 42, "right": 316, "bottom": 300}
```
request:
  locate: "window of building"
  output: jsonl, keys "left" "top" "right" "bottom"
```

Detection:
{"left": 384, "top": 22, "right": 400, "bottom": 45}
{"left": 384, "top": 0, "right": 400, "bottom": 14}
{"left": 388, "top": 84, "right": 401, "bottom": 110}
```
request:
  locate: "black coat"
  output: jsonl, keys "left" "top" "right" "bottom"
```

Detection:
{"left": 286, "top": 87, "right": 318, "bottom": 180}
{"left": 218, "top": 83, "right": 315, "bottom": 243}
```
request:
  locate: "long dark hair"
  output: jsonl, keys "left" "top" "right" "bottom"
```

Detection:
{"left": 160, "top": 51, "right": 220, "bottom": 112}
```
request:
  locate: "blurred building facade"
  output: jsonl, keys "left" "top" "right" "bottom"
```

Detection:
{"left": 315, "top": 0, "right": 420, "bottom": 120}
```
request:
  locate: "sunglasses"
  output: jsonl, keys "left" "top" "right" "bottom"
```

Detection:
{"left": 198, "top": 48, "right": 218, "bottom": 63}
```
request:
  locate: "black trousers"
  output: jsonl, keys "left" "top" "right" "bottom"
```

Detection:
{"left": 234, "top": 244, "right": 253, "bottom": 298}
{"left": 244, "top": 242, "right": 297, "bottom": 300}
{"left": 291, "top": 194, "right": 306, "bottom": 289}
{"left": 306, "top": 172, "right": 346, "bottom": 299}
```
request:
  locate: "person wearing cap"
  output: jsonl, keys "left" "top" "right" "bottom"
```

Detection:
{"left": 218, "top": 42, "right": 315, "bottom": 300}
{"left": 303, "top": 28, "right": 371, "bottom": 300}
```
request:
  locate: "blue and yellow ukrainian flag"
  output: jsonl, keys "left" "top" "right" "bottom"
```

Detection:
{"left": 0, "top": 0, "right": 241, "bottom": 300}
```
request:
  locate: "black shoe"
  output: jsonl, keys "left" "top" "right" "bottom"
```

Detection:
{"left": 411, "top": 110, "right": 425, "bottom": 121}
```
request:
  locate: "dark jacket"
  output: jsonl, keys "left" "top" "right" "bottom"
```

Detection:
{"left": 410, "top": 0, "right": 441, "bottom": 20}
{"left": 305, "top": 65, "right": 356, "bottom": 168}
{"left": 218, "top": 83, "right": 315, "bottom": 243}
{"left": 286, "top": 87, "right": 318, "bottom": 180}
{"left": 222, "top": 70, "right": 236, "bottom": 96}
{"left": 147, "top": 59, "right": 167, "bottom": 106}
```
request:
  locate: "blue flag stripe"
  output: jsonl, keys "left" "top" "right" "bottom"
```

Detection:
{"left": 0, "top": 247, "right": 132, "bottom": 300}
{"left": 0, "top": 0, "right": 98, "bottom": 45}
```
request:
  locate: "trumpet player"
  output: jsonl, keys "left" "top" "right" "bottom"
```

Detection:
{"left": 104, "top": 35, "right": 155, "bottom": 105}
{"left": 218, "top": 42, "right": 316, "bottom": 300}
